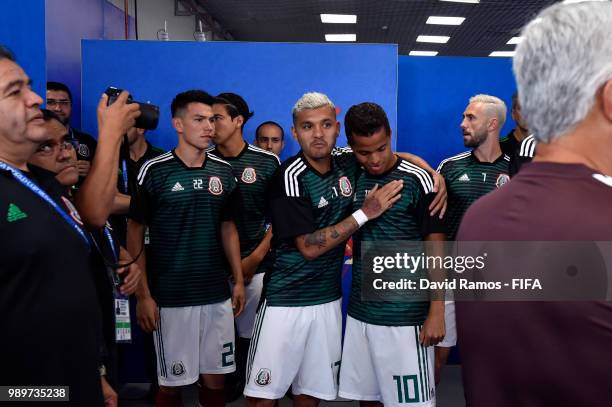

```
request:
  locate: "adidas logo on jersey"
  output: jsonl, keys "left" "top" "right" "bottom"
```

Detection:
{"left": 171, "top": 182, "right": 184, "bottom": 192}
{"left": 318, "top": 196, "right": 329, "bottom": 208}
{"left": 458, "top": 173, "right": 470, "bottom": 182}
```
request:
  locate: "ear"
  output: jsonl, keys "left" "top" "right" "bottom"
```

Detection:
{"left": 291, "top": 126, "right": 298, "bottom": 141}
{"left": 137, "top": 128, "right": 146, "bottom": 137}
{"left": 602, "top": 79, "right": 612, "bottom": 123}
{"left": 235, "top": 115, "right": 244, "bottom": 129}
{"left": 335, "top": 121, "right": 341, "bottom": 139}
{"left": 172, "top": 117, "right": 183, "bottom": 133}
{"left": 488, "top": 117, "right": 498, "bottom": 131}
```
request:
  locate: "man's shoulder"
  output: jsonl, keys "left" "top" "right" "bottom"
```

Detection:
{"left": 437, "top": 150, "right": 472, "bottom": 173}
{"left": 245, "top": 143, "right": 281, "bottom": 166}
{"left": 269, "top": 154, "right": 309, "bottom": 197}
{"left": 395, "top": 158, "right": 435, "bottom": 194}
{"left": 72, "top": 128, "right": 96, "bottom": 143}
{"left": 136, "top": 151, "right": 175, "bottom": 184}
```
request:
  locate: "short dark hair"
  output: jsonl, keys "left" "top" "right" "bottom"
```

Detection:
{"left": 46, "top": 81, "right": 73, "bottom": 102}
{"left": 41, "top": 108, "right": 63, "bottom": 124}
{"left": 171, "top": 89, "right": 215, "bottom": 118}
{"left": 344, "top": 102, "right": 391, "bottom": 144}
{"left": 0, "top": 45, "right": 15, "bottom": 62}
{"left": 255, "top": 121, "right": 284, "bottom": 141}
{"left": 215, "top": 92, "right": 254, "bottom": 127}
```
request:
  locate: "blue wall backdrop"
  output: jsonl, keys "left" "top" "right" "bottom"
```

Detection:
{"left": 46, "top": 0, "right": 135, "bottom": 129}
{"left": 397, "top": 56, "right": 516, "bottom": 169}
{"left": 0, "top": 0, "right": 46, "bottom": 99}
{"left": 81, "top": 40, "right": 398, "bottom": 161}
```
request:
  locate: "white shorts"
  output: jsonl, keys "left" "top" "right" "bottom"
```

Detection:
{"left": 339, "top": 316, "right": 435, "bottom": 407}
{"left": 154, "top": 299, "right": 236, "bottom": 386}
{"left": 243, "top": 299, "right": 342, "bottom": 400}
{"left": 231, "top": 273, "right": 264, "bottom": 339}
{"left": 436, "top": 301, "right": 456, "bottom": 348}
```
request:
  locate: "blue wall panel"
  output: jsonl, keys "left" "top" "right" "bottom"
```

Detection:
{"left": 81, "top": 40, "right": 398, "bottom": 161}
{"left": 0, "top": 0, "right": 46, "bottom": 99}
{"left": 45, "top": 0, "right": 134, "bottom": 129}
{"left": 397, "top": 56, "right": 517, "bottom": 168}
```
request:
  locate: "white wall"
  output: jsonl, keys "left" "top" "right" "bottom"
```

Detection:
{"left": 135, "top": 0, "right": 196, "bottom": 41}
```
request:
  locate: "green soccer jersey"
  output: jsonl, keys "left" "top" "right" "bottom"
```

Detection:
{"left": 131, "top": 150, "right": 239, "bottom": 307}
{"left": 437, "top": 151, "right": 510, "bottom": 240}
{"left": 263, "top": 148, "right": 359, "bottom": 306}
{"left": 349, "top": 157, "right": 444, "bottom": 326}
{"left": 210, "top": 143, "right": 280, "bottom": 262}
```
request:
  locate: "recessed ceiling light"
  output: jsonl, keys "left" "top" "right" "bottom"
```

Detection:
{"left": 439, "top": 0, "right": 479, "bottom": 3}
{"left": 320, "top": 14, "right": 357, "bottom": 24}
{"left": 325, "top": 34, "right": 357, "bottom": 42}
{"left": 507, "top": 37, "right": 523, "bottom": 45}
{"left": 409, "top": 51, "right": 439, "bottom": 56}
{"left": 490, "top": 51, "right": 516, "bottom": 57}
{"left": 417, "top": 35, "right": 450, "bottom": 44}
{"left": 426, "top": 16, "right": 465, "bottom": 25}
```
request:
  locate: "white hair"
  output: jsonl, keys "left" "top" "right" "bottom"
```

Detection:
{"left": 292, "top": 92, "right": 335, "bottom": 122}
{"left": 469, "top": 94, "right": 507, "bottom": 128}
{"left": 513, "top": 1, "right": 612, "bottom": 143}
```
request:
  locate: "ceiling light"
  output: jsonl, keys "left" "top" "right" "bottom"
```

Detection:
{"left": 439, "top": 0, "right": 480, "bottom": 3}
{"left": 507, "top": 37, "right": 523, "bottom": 45}
{"left": 325, "top": 34, "right": 357, "bottom": 42}
{"left": 426, "top": 16, "right": 465, "bottom": 25}
{"left": 409, "top": 51, "right": 439, "bottom": 56}
{"left": 490, "top": 51, "right": 516, "bottom": 57}
{"left": 417, "top": 35, "right": 450, "bottom": 43}
{"left": 320, "top": 14, "right": 357, "bottom": 24}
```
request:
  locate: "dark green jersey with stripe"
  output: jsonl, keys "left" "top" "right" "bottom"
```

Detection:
{"left": 437, "top": 151, "right": 510, "bottom": 240}
{"left": 350, "top": 157, "right": 443, "bottom": 326}
{"left": 264, "top": 148, "right": 359, "bottom": 306}
{"left": 132, "top": 150, "right": 238, "bottom": 307}
{"left": 210, "top": 143, "right": 280, "bottom": 262}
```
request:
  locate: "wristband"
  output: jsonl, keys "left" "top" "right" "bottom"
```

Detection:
{"left": 352, "top": 209, "right": 369, "bottom": 227}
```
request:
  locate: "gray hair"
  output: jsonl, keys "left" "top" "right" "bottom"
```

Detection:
{"left": 292, "top": 92, "right": 335, "bottom": 123}
{"left": 469, "top": 94, "right": 507, "bottom": 128}
{"left": 513, "top": 1, "right": 612, "bottom": 143}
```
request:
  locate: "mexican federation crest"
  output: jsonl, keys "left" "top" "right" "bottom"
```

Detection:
{"left": 338, "top": 176, "right": 353, "bottom": 197}
{"left": 241, "top": 167, "right": 257, "bottom": 184}
{"left": 255, "top": 368, "right": 271, "bottom": 386}
{"left": 496, "top": 173, "right": 510, "bottom": 189}
{"left": 209, "top": 176, "right": 224, "bottom": 195}
{"left": 171, "top": 361, "right": 185, "bottom": 377}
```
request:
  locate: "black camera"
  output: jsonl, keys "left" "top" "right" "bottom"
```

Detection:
{"left": 104, "top": 86, "right": 160, "bottom": 131}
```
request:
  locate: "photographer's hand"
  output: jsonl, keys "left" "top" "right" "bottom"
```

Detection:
{"left": 75, "top": 91, "right": 140, "bottom": 228}
{"left": 97, "top": 91, "right": 140, "bottom": 141}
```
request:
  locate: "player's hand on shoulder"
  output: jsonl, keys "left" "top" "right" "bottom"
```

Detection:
{"left": 361, "top": 180, "right": 403, "bottom": 220}
{"left": 429, "top": 173, "right": 448, "bottom": 219}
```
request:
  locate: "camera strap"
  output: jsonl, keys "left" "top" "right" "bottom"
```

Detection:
{"left": 0, "top": 160, "right": 90, "bottom": 250}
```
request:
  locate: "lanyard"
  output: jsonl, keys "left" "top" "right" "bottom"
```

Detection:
{"left": 121, "top": 159, "right": 129, "bottom": 193}
{"left": 103, "top": 224, "right": 119, "bottom": 261}
{"left": 0, "top": 161, "right": 91, "bottom": 250}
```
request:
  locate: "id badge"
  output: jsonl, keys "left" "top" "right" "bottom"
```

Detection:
{"left": 114, "top": 296, "right": 132, "bottom": 343}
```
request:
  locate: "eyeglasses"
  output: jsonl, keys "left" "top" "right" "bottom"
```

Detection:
{"left": 35, "top": 138, "right": 77, "bottom": 156}
{"left": 46, "top": 99, "right": 71, "bottom": 108}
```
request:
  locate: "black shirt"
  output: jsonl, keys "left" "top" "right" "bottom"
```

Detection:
{"left": 0, "top": 164, "right": 103, "bottom": 406}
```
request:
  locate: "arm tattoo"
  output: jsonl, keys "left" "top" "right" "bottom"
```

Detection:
{"left": 304, "top": 230, "right": 326, "bottom": 248}
{"left": 330, "top": 227, "right": 340, "bottom": 239}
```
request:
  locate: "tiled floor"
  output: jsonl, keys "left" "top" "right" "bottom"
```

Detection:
{"left": 119, "top": 365, "right": 465, "bottom": 407}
